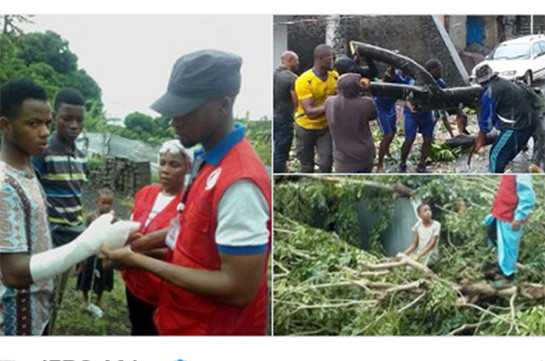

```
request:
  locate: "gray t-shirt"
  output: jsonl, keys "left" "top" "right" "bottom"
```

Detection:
{"left": 274, "top": 66, "right": 298, "bottom": 119}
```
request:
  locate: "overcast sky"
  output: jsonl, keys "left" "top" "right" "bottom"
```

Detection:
{"left": 23, "top": 15, "right": 272, "bottom": 120}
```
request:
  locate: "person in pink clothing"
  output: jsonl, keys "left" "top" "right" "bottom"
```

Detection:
{"left": 325, "top": 73, "right": 377, "bottom": 173}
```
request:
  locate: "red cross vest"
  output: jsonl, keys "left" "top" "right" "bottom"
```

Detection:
{"left": 122, "top": 185, "right": 183, "bottom": 306}
{"left": 154, "top": 136, "right": 271, "bottom": 335}
{"left": 491, "top": 175, "right": 525, "bottom": 223}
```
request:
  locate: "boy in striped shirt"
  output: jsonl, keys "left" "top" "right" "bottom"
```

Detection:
{"left": 32, "top": 88, "right": 87, "bottom": 333}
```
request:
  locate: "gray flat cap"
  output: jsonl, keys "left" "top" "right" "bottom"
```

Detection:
{"left": 151, "top": 49, "right": 242, "bottom": 117}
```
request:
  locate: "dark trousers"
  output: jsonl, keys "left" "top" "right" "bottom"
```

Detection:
{"left": 48, "top": 225, "right": 84, "bottom": 335}
{"left": 489, "top": 125, "right": 536, "bottom": 173}
{"left": 336, "top": 165, "right": 373, "bottom": 173}
{"left": 126, "top": 288, "right": 159, "bottom": 336}
{"left": 295, "top": 124, "right": 333, "bottom": 173}
{"left": 273, "top": 115, "right": 294, "bottom": 173}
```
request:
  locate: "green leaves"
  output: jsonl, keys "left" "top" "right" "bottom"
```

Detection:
{"left": 243, "top": 119, "right": 271, "bottom": 166}
{"left": 428, "top": 142, "right": 461, "bottom": 162}
{"left": 16, "top": 31, "right": 78, "bottom": 74}
{"left": 1, "top": 29, "right": 102, "bottom": 113}
{"left": 274, "top": 176, "right": 545, "bottom": 335}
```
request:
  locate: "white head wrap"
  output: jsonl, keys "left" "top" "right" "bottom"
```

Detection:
{"left": 158, "top": 139, "right": 194, "bottom": 170}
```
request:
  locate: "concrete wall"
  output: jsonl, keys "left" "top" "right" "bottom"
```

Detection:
{"left": 286, "top": 15, "right": 468, "bottom": 86}
{"left": 381, "top": 197, "right": 419, "bottom": 256}
{"left": 356, "top": 201, "right": 383, "bottom": 251}
{"left": 356, "top": 196, "right": 418, "bottom": 256}
{"left": 444, "top": 15, "right": 498, "bottom": 51}
{"left": 286, "top": 16, "right": 326, "bottom": 76}
{"left": 273, "top": 16, "right": 290, "bottom": 69}
{"left": 531, "top": 16, "right": 545, "bottom": 34}
{"left": 483, "top": 16, "right": 500, "bottom": 49}
{"left": 445, "top": 15, "right": 467, "bottom": 52}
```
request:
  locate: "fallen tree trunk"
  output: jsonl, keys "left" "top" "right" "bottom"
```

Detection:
{"left": 274, "top": 180, "right": 545, "bottom": 335}
{"left": 350, "top": 41, "right": 482, "bottom": 111}
{"left": 456, "top": 281, "right": 545, "bottom": 302}
{"left": 443, "top": 133, "right": 498, "bottom": 148}
{"left": 351, "top": 41, "right": 545, "bottom": 172}
{"left": 303, "top": 175, "right": 415, "bottom": 197}
{"left": 366, "top": 257, "right": 545, "bottom": 303}
{"left": 360, "top": 253, "right": 437, "bottom": 278}
{"left": 457, "top": 281, "right": 517, "bottom": 299}
{"left": 367, "top": 82, "right": 482, "bottom": 111}
{"left": 350, "top": 41, "right": 438, "bottom": 88}
{"left": 518, "top": 283, "right": 545, "bottom": 300}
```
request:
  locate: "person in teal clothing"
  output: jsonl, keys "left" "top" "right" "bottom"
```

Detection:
{"left": 483, "top": 174, "right": 535, "bottom": 289}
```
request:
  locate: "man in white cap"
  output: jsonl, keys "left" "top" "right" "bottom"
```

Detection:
{"left": 103, "top": 49, "right": 271, "bottom": 335}
{"left": 474, "top": 64, "right": 538, "bottom": 173}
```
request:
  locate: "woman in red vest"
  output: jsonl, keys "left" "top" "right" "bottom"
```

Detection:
{"left": 122, "top": 139, "right": 192, "bottom": 335}
{"left": 483, "top": 174, "right": 535, "bottom": 289}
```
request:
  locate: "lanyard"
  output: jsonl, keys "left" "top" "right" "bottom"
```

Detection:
{"left": 177, "top": 156, "right": 205, "bottom": 213}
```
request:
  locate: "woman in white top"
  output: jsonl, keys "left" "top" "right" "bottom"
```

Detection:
{"left": 402, "top": 203, "right": 441, "bottom": 266}
{"left": 122, "top": 139, "right": 193, "bottom": 335}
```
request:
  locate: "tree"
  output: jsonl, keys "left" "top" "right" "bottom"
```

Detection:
{"left": 274, "top": 175, "right": 545, "bottom": 335}
{"left": 124, "top": 112, "right": 154, "bottom": 136}
{"left": 0, "top": 34, "right": 26, "bottom": 81}
{"left": 111, "top": 112, "right": 175, "bottom": 146}
{"left": 325, "top": 15, "right": 347, "bottom": 56}
{"left": 154, "top": 116, "right": 175, "bottom": 139}
{"left": 0, "top": 15, "right": 33, "bottom": 36}
{"left": 15, "top": 31, "right": 78, "bottom": 74}
{"left": 61, "top": 68, "right": 102, "bottom": 109}
{"left": 1, "top": 29, "right": 103, "bottom": 114}
{"left": 27, "top": 62, "right": 64, "bottom": 99}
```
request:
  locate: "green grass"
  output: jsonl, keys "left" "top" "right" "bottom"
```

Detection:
{"left": 240, "top": 119, "right": 271, "bottom": 166}
{"left": 54, "top": 270, "right": 131, "bottom": 336}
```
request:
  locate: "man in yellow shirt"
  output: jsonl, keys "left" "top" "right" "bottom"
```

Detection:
{"left": 294, "top": 44, "right": 338, "bottom": 173}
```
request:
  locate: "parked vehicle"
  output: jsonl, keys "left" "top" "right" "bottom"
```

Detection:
{"left": 471, "top": 34, "right": 545, "bottom": 85}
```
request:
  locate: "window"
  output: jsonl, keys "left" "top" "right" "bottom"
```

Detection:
{"left": 537, "top": 41, "right": 545, "bottom": 56}
{"left": 492, "top": 43, "right": 531, "bottom": 60}
{"left": 532, "top": 43, "right": 541, "bottom": 57}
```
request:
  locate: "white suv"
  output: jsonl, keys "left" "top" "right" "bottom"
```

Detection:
{"left": 471, "top": 34, "right": 545, "bottom": 85}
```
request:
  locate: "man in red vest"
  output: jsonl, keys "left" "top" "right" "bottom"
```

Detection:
{"left": 483, "top": 175, "right": 535, "bottom": 289}
{"left": 103, "top": 49, "right": 271, "bottom": 335}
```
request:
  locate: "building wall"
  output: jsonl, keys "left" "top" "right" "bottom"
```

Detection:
{"left": 444, "top": 15, "right": 499, "bottom": 51}
{"left": 381, "top": 197, "right": 418, "bottom": 257}
{"left": 356, "top": 201, "right": 383, "bottom": 250}
{"left": 356, "top": 196, "right": 418, "bottom": 256}
{"left": 273, "top": 16, "right": 290, "bottom": 69}
{"left": 531, "top": 16, "right": 545, "bottom": 34}
{"left": 445, "top": 15, "right": 467, "bottom": 52}
{"left": 286, "top": 15, "right": 468, "bottom": 85}
{"left": 482, "top": 16, "right": 500, "bottom": 49}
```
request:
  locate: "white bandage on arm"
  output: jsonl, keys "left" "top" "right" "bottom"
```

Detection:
{"left": 30, "top": 238, "right": 93, "bottom": 282}
{"left": 30, "top": 214, "right": 139, "bottom": 282}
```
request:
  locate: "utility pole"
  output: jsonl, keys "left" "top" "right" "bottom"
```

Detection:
{"left": 325, "top": 15, "right": 347, "bottom": 57}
